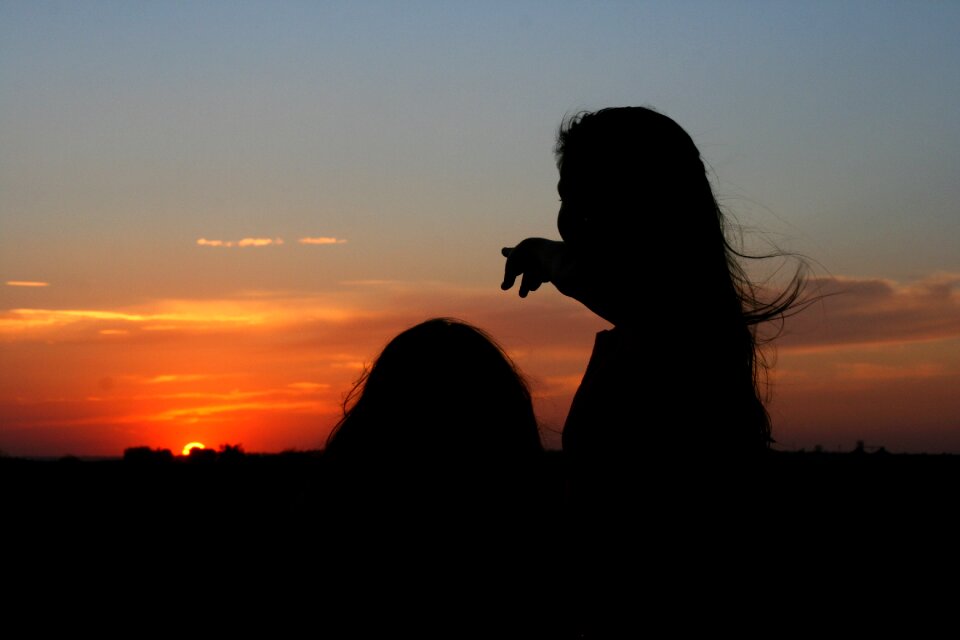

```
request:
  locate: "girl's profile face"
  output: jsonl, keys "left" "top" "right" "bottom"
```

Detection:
{"left": 556, "top": 156, "right": 612, "bottom": 250}
{"left": 556, "top": 178, "right": 577, "bottom": 244}
{"left": 556, "top": 159, "right": 590, "bottom": 248}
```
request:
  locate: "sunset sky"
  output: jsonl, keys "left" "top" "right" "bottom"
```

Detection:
{"left": 2, "top": 1, "right": 959, "bottom": 456}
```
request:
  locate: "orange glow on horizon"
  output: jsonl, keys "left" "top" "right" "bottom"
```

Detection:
{"left": 1, "top": 276, "right": 958, "bottom": 456}
{"left": 0, "top": 287, "right": 580, "bottom": 456}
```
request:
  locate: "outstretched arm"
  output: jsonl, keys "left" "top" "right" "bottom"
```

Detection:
{"left": 501, "top": 239, "right": 627, "bottom": 326}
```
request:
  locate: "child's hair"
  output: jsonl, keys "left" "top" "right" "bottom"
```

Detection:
{"left": 555, "top": 106, "right": 807, "bottom": 450}
{"left": 325, "top": 317, "right": 544, "bottom": 463}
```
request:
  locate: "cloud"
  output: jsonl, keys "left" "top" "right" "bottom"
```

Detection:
{"left": 148, "top": 401, "right": 323, "bottom": 422}
{"left": 834, "top": 362, "right": 946, "bottom": 382}
{"left": 0, "top": 304, "right": 267, "bottom": 339}
{"left": 196, "top": 237, "right": 283, "bottom": 248}
{"left": 238, "top": 237, "right": 282, "bottom": 247}
{"left": 145, "top": 374, "right": 212, "bottom": 384}
{"left": 299, "top": 237, "right": 347, "bottom": 245}
{"left": 761, "top": 273, "right": 960, "bottom": 452}
{"left": 194, "top": 236, "right": 344, "bottom": 248}
{"left": 6, "top": 281, "right": 49, "bottom": 287}
{"left": 775, "top": 273, "right": 960, "bottom": 351}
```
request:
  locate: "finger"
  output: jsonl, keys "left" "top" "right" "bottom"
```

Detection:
{"left": 501, "top": 248, "right": 522, "bottom": 290}
{"left": 501, "top": 247, "right": 516, "bottom": 289}
{"left": 519, "top": 272, "right": 542, "bottom": 298}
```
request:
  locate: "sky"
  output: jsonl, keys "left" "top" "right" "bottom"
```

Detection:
{"left": 2, "top": 1, "right": 959, "bottom": 456}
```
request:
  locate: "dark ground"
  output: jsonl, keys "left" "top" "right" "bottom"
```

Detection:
{"left": 4, "top": 448, "right": 958, "bottom": 634}
{"left": 5, "top": 447, "right": 960, "bottom": 530}
{"left": 5, "top": 447, "right": 958, "bottom": 508}
{"left": 6, "top": 447, "right": 959, "bottom": 562}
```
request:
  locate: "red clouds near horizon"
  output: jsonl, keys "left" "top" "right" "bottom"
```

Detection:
{"left": 1, "top": 273, "right": 958, "bottom": 456}
{"left": 765, "top": 273, "right": 960, "bottom": 452}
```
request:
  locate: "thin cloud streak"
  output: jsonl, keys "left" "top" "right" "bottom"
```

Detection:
{"left": 194, "top": 237, "right": 344, "bottom": 248}
{"left": 6, "top": 281, "right": 50, "bottom": 287}
{"left": 196, "top": 237, "right": 283, "bottom": 248}
{"left": 299, "top": 237, "right": 347, "bottom": 245}
{"left": 147, "top": 400, "right": 323, "bottom": 421}
{"left": 145, "top": 374, "right": 213, "bottom": 384}
{"left": 0, "top": 306, "right": 266, "bottom": 336}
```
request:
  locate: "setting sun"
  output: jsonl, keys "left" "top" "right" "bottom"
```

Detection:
{"left": 182, "top": 442, "right": 206, "bottom": 456}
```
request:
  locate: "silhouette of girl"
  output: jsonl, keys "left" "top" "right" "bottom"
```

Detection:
{"left": 498, "top": 105, "right": 812, "bottom": 637}
{"left": 501, "top": 107, "right": 805, "bottom": 481}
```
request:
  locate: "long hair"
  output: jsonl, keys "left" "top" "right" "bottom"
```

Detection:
{"left": 555, "top": 107, "right": 807, "bottom": 451}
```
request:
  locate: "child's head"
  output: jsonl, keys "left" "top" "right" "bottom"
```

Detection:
{"left": 325, "top": 317, "right": 543, "bottom": 465}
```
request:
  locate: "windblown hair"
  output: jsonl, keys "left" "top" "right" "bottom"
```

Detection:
{"left": 555, "top": 107, "right": 808, "bottom": 451}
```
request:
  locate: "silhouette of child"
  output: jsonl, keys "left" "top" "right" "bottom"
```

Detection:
{"left": 501, "top": 107, "right": 805, "bottom": 486}
{"left": 319, "top": 318, "right": 564, "bottom": 634}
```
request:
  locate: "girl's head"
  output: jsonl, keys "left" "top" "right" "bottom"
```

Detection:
{"left": 325, "top": 318, "right": 543, "bottom": 465}
{"left": 555, "top": 107, "right": 723, "bottom": 268}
